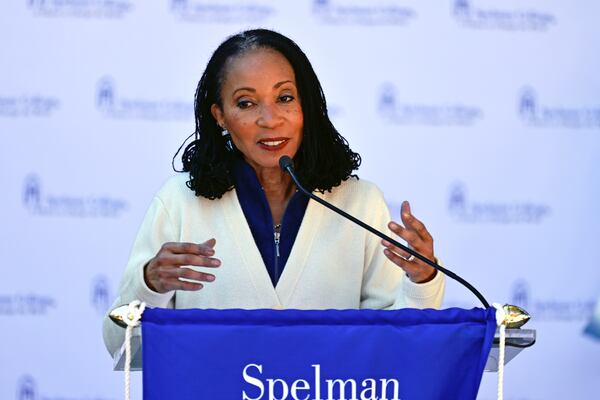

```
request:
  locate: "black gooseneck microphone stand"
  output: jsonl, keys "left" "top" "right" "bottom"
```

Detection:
{"left": 279, "top": 155, "right": 490, "bottom": 309}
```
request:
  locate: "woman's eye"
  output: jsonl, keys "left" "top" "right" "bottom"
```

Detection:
{"left": 237, "top": 100, "right": 253, "bottom": 109}
{"left": 279, "top": 95, "right": 295, "bottom": 103}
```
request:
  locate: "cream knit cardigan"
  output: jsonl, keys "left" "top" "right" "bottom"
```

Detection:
{"left": 103, "top": 175, "right": 445, "bottom": 355}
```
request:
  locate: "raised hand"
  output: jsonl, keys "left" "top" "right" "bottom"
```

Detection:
{"left": 382, "top": 201, "right": 437, "bottom": 283}
{"left": 144, "top": 239, "right": 221, "bottom": 293}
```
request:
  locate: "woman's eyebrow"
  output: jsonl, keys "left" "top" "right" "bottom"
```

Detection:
{"left": 232, "top": 80, "right": 294, "bottom": 96}
{"left": 274, "top": 80, "right": 293, "bottom": 88}
{"left": 232, "top": 86, "right": 255, "bottom": 95}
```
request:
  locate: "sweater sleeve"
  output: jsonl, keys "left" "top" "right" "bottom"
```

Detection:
{"left": 359, "top": 184, "right": 445, "bottom": 310}
{"left": 102, "top": 195, "right": 177, "bottom": 356}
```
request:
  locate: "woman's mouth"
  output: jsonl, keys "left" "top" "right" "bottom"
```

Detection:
{"left": 257, "top": 138, "right": 289, "bottom": 151}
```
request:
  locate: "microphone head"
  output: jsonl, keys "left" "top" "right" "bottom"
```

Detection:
{"left": 279, "top": 155, "right": 294, "bottom": 172}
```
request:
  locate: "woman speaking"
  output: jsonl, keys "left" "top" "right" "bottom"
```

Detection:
{"left": 103, "top": 29, "right": 445, "bottom": 355}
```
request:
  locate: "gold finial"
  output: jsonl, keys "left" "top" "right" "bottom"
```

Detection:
{"left": 502, "top": 304, "right": 531, "bottom": 328}
{"left": 109, "top": 304, "right": 132, "bottom": 328}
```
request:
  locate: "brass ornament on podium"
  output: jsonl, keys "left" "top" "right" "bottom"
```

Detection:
{"left": 109, "top": 304, "right": 142, "bottom": 329}
{"left": 501, "top": 304, "right": 530, "bottom": 329}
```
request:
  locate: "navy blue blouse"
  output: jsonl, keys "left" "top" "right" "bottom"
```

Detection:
{"left": 232, "top": 159, "right": 309, "bottom": 287}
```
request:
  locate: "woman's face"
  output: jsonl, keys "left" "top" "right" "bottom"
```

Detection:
{"left": 211, "top": 48, "right": 304, "bottom": 172}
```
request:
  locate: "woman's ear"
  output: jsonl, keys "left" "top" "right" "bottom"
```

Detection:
{"left": 210, "top": 104, "right": 224, "bottom": 128}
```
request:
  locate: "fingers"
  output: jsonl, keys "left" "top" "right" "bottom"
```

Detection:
{"left": 382, "top": 201, "right": 436, "bottom": 283}
{"left": 177, "top": 266, "right": 216, "bottom": 283}
{"left": 382, "top": 246, "right": 411, "bottom": 267}
{"left": 389, "top": 201, "right": 433, "bottom": 254}
{"left": 387, "top": 221, "right": 430, "bottom": 262}
{"left": 145, "top": 239, "right": 221, "bottom": 293}
{"left": 152, "top": 266, "right": 216, "bottom": 292}
{"left": 161, "top": 239, "right": 217, "bottom": 257}
{"left": 381, "top": 238, "right": 411, "bottom": 259}
{"left": 387, "top": 221, "right": 420, "bottom": 246}
{"left": 381, "top": 239, "right": 419, "bottom": 275}
{"left": 400, "top": 201, "right": 433, "bottom": 243}
{"left": 146, "top": 262, "right": 219, "bottom": 292}
{"left": 154, "top": 253, "right": 221, "bottom": 268}
{"left": 382, "top": 244, "right": 435, "bottom": 283}
{"left": 160, "top": 277, "right": 204, "bottom": 292}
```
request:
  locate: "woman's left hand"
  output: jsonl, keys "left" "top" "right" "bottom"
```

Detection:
{"left": 382, "top": 200, "right": 437, "bottom": 283}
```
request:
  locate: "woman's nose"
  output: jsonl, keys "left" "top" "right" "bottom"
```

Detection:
{"left": 257, "top": 103, "right": 282, "bottom": 127}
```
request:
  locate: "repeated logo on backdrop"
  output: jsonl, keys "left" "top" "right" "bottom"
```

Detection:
{"left": 511, "top": 280, "right": 595, "bottom": 321}
{"left": 96, "top": 76, "right": 192, "bottom": 121}
{"left": 312, "top": 0, "right": 416, "bottom": 26}
{"left": 15, "top": 374, "right": 116, "bottom": 400}
{"left": 17, "top": 375, "right": 35, "bottom": 400}
{"left": 0, "top": 93, "right": 60, "bottom": 117}
{"left": 0, "top": 293, "right": 56, "bottom": 316}
{"left": 3, "top": 3, "right": 598, "bottom": 400}
{"left": 23, "top": 174, "right": 129, "bottom": 218}
{"left": 452, "top": 0, "right": 556, "bottom": 31}
{"left": 444, "top": 281, "right": 595, "bottom": 323}
{"left": 27, "top": 0, "right": 133, "bottom": 19}
{"left": 448, "top": 182, "right": 551, "bottom": 224}
{"left": 91, "top": 275, "right": 112, "bottom": 315}
{"left": 378, "top": 83, "right": 483, "bottom": 126}
{"left": 518, "top": 87, "right": 600, "bottom": 129}
{"left": 170, "top": 0, "right": 275, "bottom": 23}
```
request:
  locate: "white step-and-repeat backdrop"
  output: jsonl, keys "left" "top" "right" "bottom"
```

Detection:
{"left": 1, "top": 1, "right": 599, "bottom": 399}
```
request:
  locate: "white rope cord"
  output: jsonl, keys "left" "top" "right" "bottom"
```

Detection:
{"left": 498, "top": 323, "right": 506, "bottom": 400}
{"left": 493, "top": 303, "right": 507, "bottom": 400}
{"left": 123, "top": 300, "right": 146, "bottom": 400}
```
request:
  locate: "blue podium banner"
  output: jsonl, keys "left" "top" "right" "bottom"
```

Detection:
{"left": 142, "top": 308, "right": 496, "bottom": 400}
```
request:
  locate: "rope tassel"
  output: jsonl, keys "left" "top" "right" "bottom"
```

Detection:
{"left": 493, "top": 303, "right": 508, "bottom": 400}
{"left": 122, "top": 300, "right": 146, "bottom": 400}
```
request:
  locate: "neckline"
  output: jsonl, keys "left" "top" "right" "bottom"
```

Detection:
{"left": 222, "top": 187, "right": 325, "bottom": 307}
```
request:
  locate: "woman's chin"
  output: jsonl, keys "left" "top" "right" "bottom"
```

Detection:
{"left": 244, "top": 150, "right": 297, "bottom": 171}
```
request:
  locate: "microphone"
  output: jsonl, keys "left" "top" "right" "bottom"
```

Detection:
{"left": 279, "top": 156, "right": 490, "bottom": 308}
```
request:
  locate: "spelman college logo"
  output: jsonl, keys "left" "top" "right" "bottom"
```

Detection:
{"left": 312, "top": 0, "right": 416, "bottom": 26}
{"left": 453, "top": 0, "right": 556, "bottom": 31}
{"left": 0, "top": 293, "right": 55, "bottom": 316}
{"left": 17, "top": 375, "right": 36, "bottom": 400}
{"left": 28, "top": 0, "right": 133, "bottom": 19}
{"left": 518, "top": 87, "right": 600, "bottom": 129}
{"left": 0, "top": 93, "right": 60, "bottom": 117}
{"left": 97, "top": 76, "right": 192, "bottom": 120}
{"left": 379, "top": 83, "right": 483, "bottom": 126}
{"left": 170, "top": 0, "right": 274, "bottom": 23}
{"left": 23, "top": 174, "right": 128, "bottom": 218}
{"left": 91, "top": 275, "right": 111, "bottom": 315}
{"left": 511, "top": 280, "right": 595, "bottom": 321}
{"left": 242, "top": 363, "right": 402, "bottom": 400}
{"left": 448, "top": 182, "right": 551, "bottom": 224}
{"left": 15, "top": 374, "right": 117, "bottom": 400}
{"left": 23, "top": 175, "right": 42, "bottom": 209}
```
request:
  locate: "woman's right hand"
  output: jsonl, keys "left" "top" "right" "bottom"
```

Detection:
{"left": 144, "top": 239, "right": 221, "bottom": 293}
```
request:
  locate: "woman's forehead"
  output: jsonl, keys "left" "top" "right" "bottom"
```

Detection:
{"left": 222, "top": 48, "right": 297, "bottom": 89}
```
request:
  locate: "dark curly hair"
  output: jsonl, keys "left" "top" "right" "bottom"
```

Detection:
{"left": 177, "top": 28, "right": 361, "bottom": 199}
